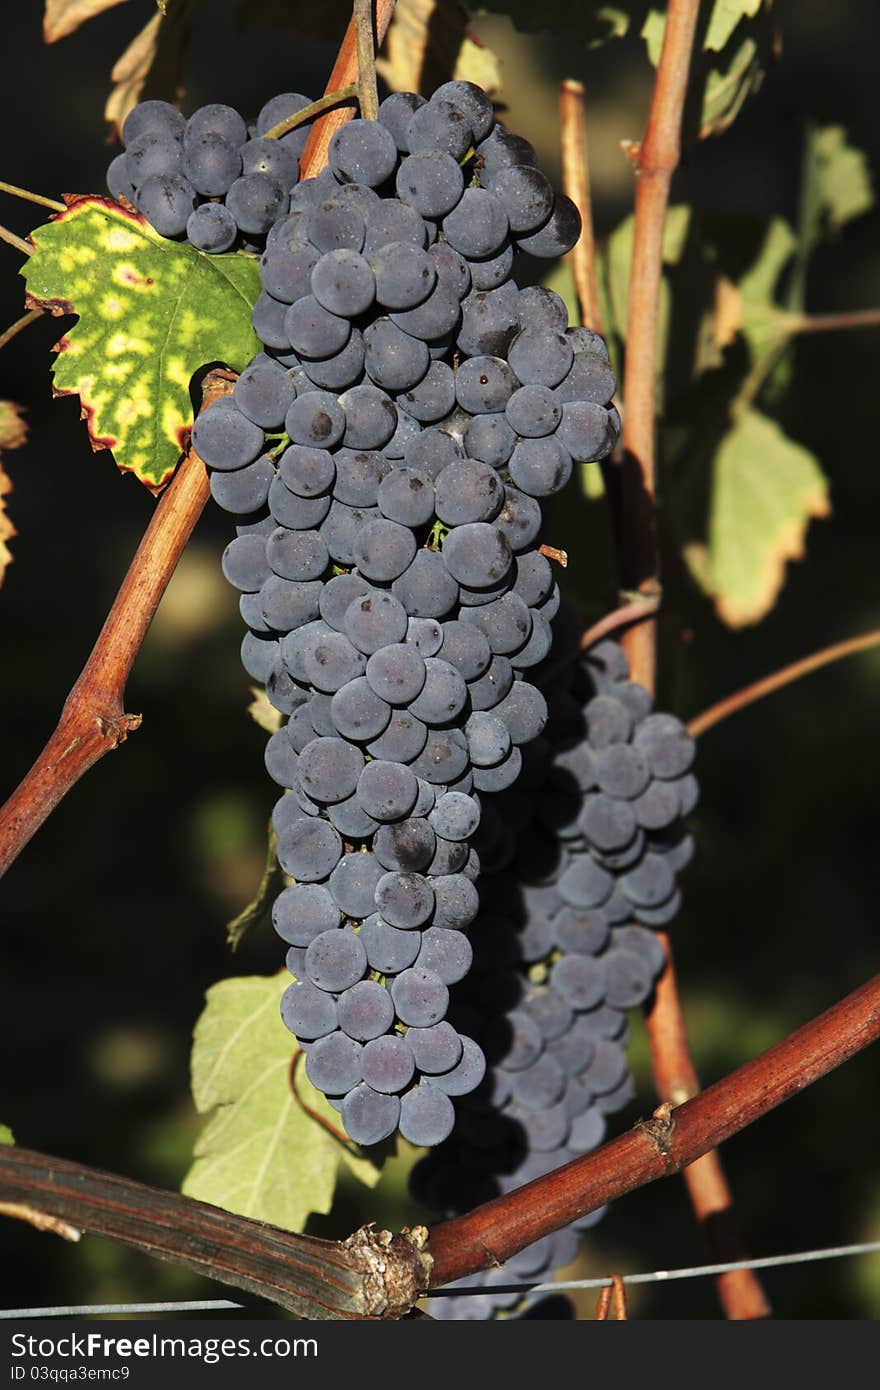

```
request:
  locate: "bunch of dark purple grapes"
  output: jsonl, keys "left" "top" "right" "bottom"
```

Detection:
{"left": 172, "top": 80, "right": 627, "bottom": 1149}
{"left": 412, "top": 633, "right": 697, "bottom": 1318}
{"left": 106, "top": 92, "right": 315, "bottom": 251}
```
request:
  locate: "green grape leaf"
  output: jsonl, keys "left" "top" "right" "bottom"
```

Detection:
{"left": 698, "top": 33, "right": 767, "bottom": 139}
{"left": 182, "top": 973, "right": 380, "bottom": 1230}
{"left": 643, "top": 1, "right": 772, "bottom": 138}
{"left": 22, "top": 197, "right": 259, "bottom": 492}
{"left": 0, "top": 1124, "right": 14, "bottom": 1145}
{"left": 642, "top": 0, "right": 763, "bottom": 62}
{"left": 703, "top": 0, "right": 764, "bottom": 51}
{"left": 816, "top": 126, "right": 875, "bottom": 234}
{"left": 684, "top": 407, "right": 830, "bottom": 627}
{"left": 802, "top": 125, "right": 874, "bottom": 250}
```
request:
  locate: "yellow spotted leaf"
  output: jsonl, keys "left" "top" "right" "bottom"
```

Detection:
{"left": 697, "top": 407, "right": 830, "bottom": 627}
{"left": 0, "top": 401, "right": 28, "bottom": 588}
{"left": 183, "top": 974, "right": 380, "bottom": 1230}
{"left": 22, "top": 198, "right": 259, "bottom": 492}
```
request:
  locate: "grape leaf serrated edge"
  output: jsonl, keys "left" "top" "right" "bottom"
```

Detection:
{"left": 22, "top": 196, "right": 260, "bottom": 492}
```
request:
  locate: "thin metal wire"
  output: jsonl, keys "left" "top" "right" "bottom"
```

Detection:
{"left": 0, "top": 1300, "right": 244, "bottom": 1320}
{"left": 424, "top": 1239, "right": 880, "bottom": 1298}
{"left": 2, "top": 1239, "right": 878, "bottom": 1317}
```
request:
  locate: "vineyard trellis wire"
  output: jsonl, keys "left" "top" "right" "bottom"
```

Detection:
{"left": 2, "top": 1237, "right": 878, "bottom": 1319}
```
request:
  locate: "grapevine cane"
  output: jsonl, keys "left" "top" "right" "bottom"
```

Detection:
{"left": 1, "top": 971, "right": 877, "bottom": 1313}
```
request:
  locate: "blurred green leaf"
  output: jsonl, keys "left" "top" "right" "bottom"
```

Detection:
{"left": 791, "top": 126, "right": 875, "bottom": 310}
{"left": 698, "top": 32, "right": 765, "bottom": 138}
{"left": 643, "top": 0, "right": 764, "bottom": 62}
{"left": 464, "top": 0, "right": 640, "bottom": 45}
{"left": 0, "top": 1124, "right": 14, "bottom": 1145}
{"left": 605, "top": 203, "right": 691, "bottom": 338}
{"left": 541, "top": 260, "right": 579, "bottom": 325}
{"left": 735, "top": 216, "right": 798, "bottom": 358}
{"left": 225, "top": 821, "right": 284, "bottom": 952}
{"left": 703, "top": 0, "right": 764, "bottom": 51}
{"left": 22, "top": 198, "right": 259, "bottom": 491}
{"left": 812, "top": 126, "right": 875, "bottom": 236}
{"left": 684, "top": 407, "right": 830, "bottom": 627}
{"left": 643, "top": 1, "right": 772, "bottom": 138}
{"left": 183, "top": 974, "right": 380, "bottom": 1230}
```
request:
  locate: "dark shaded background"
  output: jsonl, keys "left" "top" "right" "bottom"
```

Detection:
{"left": 0, "top": 0, "right": 878, "bottom": 1320}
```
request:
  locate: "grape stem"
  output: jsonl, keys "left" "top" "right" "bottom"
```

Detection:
{"left": 300, "top": 0, "right": 397, "bottom": 174}
{"left": 0, "top": 306, "right": 43, "bottom": 353}
{"left": 0, "top": 5, "right": 397, "bottom": 883}
{"left": 579, "top": 594, "right": 660, "bottom": 652}
{"left": 261, "top": 85, "right": 360, "bottom": 142}
{"left": 1, "top": 970, "right": 878, "bottom": 1314}
{"left": 0, "top": 180, "right": 66, "bottom": 213}
{"left": 0, "top": 222, "right": 32, "bottom": 256}
{"left": 289, "top": 1051, "right": 359, "bottom": 1151}
{"left": 595, "top": 0, "right": 770, "bottom": 1320}
{"left": 354, "top": 0, "right": 380, "bottom": 123}
{"left": 687, "top": 628, "right": 880, "bottom": 739}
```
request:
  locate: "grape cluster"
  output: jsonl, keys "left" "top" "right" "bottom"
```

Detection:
{"left": 106, "top": 93, "right": 315, "bottom": 251}
{"left": 179, "top": 80, "right": 627, "bottom": 1148}
{"left": 410, "top": 633, "right": 698, "bottom": 1318}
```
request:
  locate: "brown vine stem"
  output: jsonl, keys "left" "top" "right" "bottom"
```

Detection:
{"left": 0, "top": 306, "right": 43, "bottom": 353}
{"left": 427, "top": 973, "right": 880, "bottom": 1286}
{"left": 559, "top": 79, "right": 603, "bottom": 334}
{"left": 0, "top": 17, "right": 385, "bottom": 883}
{"left": 687, "top": 629, "right": 880, "bottom": 739}
{"left": 0, "top": 371, "right": 235, "bottom": 880}
{"left": 580, "top": 595, "right": 660, "bottom": 653}
{"left": 299, "top": 0, "right": 397, "bottom": 174}
{"left": 606, "top": 0, "right": 769, "bottom": 1320}
{"left": 787, "top": 308, "right": 880, "bottom": 335}
{"left": 354, "top": 0, "right": 380, "bottom": 122}
{"left": 1, "top": 972, "right": 877, "bottom": 1314}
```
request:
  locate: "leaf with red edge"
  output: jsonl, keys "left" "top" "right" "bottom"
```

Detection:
{"left": 22, "top": 197, "right": 259, "bottom": 493}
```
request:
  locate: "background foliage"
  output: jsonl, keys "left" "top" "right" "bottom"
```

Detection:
{"left": 1, "top": 0, "right": 879, "bottom": 1318}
